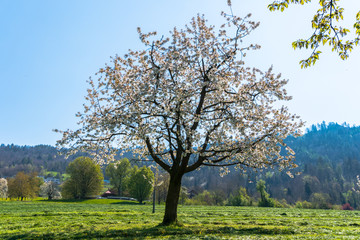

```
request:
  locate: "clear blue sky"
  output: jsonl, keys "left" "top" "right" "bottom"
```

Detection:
{"left": 1, "top": 0, "right": 360, "bottom": 146}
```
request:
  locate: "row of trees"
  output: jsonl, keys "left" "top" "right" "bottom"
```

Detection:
{"left": 0, "top": 172, "right": 62, "bottom": 200}
{"left": 3, "top": 164, "right": 360, "bottom": 211}
{"left": 0, "top": 157, "right": 155, "bottom": 203}
{"left": 0, "top": 144, "right": 75, "bottom": 177}
{"left": 0, "top": 172, "right": 43, "bottom": 200}
{"left": 182, "top": 179, "right": 360, "bottom": 211}
{"left": 60, "top": 157, "right": 155, "bottom": 203}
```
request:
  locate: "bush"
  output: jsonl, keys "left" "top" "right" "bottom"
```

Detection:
{"left": 212, "top": 190, "right": 226, "bottom": 206}
{"left": 273, "top": 199, "right": 290, "bottom": 208}
{"left": 227, "top": 187, "right": 253, "bottom": 206}
{"left": 332, "top": 205, "right": 342, "bottom": 210}
{"left": 184, "top": 190, "right": 226, "bottom": 206}
{"left": 185, "top": 191, "right": 215, "bottom": 206}
{"left": 184, "top": 198, "right": 204, "bottom": 205}
{"left": 310, "top": 193, "right": 331, "bottom": 209}
{"left": 258, "top": 197, "right": 275, "bottom": 207}
{"left": 295, "top": 200, "right": 313, "bottom": 209}
{"left": 342, "top": 203, "right": 354, "bottom": 210}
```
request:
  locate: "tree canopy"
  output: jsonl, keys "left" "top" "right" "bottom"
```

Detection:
{"left": 57, "top": 11, "right": 302, "bottom": 225}
{"left": 105, "top": 158, "right": 131, "bottom": 196}
{"left": 40, "top": 181, "right": 61, "bottom": 200}
{"left": 128, "top": 166, "right": 154, "bottom": 204}
{"left": 0, "top": 178, "right": 7, "bottom": 199}
{"left": 61, "top": 157, "right": 103, "bottom": 199}
{"left": 7, "top": 172, "right": 42, "bottom": 201}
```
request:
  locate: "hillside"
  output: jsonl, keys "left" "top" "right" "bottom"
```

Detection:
{"left": 0, "top": 145, "right": 78, "bottom": 177}
{"left": 180, "top": 122, "right": 360, "bottom": 207}
{"left": 1, "top": 122, "right": 360, "bottom": 207}
{"left": 287, "top": 122, "right": 360, "bottom": 164}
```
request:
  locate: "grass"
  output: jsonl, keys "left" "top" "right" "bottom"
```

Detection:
{"left": 1, "top": 199, "right": 360, "bottom": 239}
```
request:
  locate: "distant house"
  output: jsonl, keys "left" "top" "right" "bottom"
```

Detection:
{"left": 101, "top": 189, "right": 117, "bottom": 198}
{"left": 40, "top": 176, "right": 61, "bottom": 184}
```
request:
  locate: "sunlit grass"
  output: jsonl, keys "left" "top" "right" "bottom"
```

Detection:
{"left": 1, "top": 200, "right": 360, "bottom": 239}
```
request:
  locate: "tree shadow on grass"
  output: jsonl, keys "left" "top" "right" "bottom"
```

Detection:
{"left": 39, "top": 199, "right": 141, "bottom": 205}
{"left": 2, "top": 225, "right": 296, "bottom": 239}
{"left": 110, "top": 201, "right": 142, "bottom": 205}
{"left": 39, "top": 199, "right": 87, "bottom": 203}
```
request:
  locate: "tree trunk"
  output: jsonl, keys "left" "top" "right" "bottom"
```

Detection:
{"left": 162, "top": 173, "right": 183, "bottom": 225}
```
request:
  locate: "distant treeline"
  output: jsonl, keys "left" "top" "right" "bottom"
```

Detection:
{"left": 181, "top": 122, "right": 360, "bottom": 208}
{"left": 1, "top": 122, "right": 360, "bottom": 207}
{"left": 0, "top": 144, "right": 72, "bottom": 177}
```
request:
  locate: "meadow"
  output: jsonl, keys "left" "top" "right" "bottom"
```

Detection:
{"left": 1, "top": 199, "right": 360, "bottom": 239}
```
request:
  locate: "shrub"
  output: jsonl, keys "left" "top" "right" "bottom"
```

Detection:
{"left": 310, "top": 193, "right": 331, "bottom": 209}
{"left": 332, "top": 205, "right": 342, "bottom": 210}
{"left": 227, "top": 187, "right": 253, "bottom": 206}
{"left": 184, "top": 190, "right": 226, "bottom": 206}
{"left": 184, "top": 198, "right": 204, "bottom": 205}
{"left": 187, "top": 191, "right": 215, "bottom": 205}
{"left": 212, "top": 190, "right": 226, "bottom": 206}
{"left": 258, "top": 197, "right": 275, "bottom": 207}
{"left": 295, "top": 200, "right": 312, "bottom": 209}
{"left": 342, "top": 203, "right": 354, "bottom": 210}
{"left": 273, "top": 199, "right": 290, "bottom": 208}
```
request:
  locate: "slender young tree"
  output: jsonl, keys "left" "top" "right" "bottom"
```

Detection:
{"left": 128, "top": 166, "right": 154, "bottom": 204}
{"left": 355, "top": 175, "right": 360, "bottom": 193}
{"left": 256, "top": 179, "right": 274, "bottom": 207}
{"left": 105, "top": 158, "right": 131, "bottom": 196}
{"left": 0, "top": 178, "right": 8, "bottom": 199}
{"left": 56, "top": 12, "right": 303, "bottom": 225}
{"left": 40, "top": 181, "right": 61, "bottom": 200}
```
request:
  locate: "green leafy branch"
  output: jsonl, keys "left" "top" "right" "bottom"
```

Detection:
{"left": 269, "top": 0, "right": 360, "bottom": 68}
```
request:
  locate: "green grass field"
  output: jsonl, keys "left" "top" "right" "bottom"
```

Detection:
{"left": 1, "top": 199, "right": 360, "bottom": 239}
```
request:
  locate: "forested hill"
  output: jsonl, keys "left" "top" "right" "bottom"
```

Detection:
{"left": 0, "top": 144, "right": 131, "bottom": 178}
{"left": 0, "top": 144, "right": 78, "bottom": 177}
{"left": 181, "top": 122, "right": 360, "bottom": 207}
{"left": 287, "top": 122, "right": 360, "bottom": 165}
{"left": 1, "top": 122, "right": 360, "bottom": 177}
{"left": 1, "top": 122, "right": 360, "bottom": 206}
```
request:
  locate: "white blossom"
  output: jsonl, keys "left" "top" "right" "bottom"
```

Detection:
{"left": 0, "top": 178, "right": 8, "bottom": 199}
{"left": 56, "top": 12, "right": 303, "bottom": 176}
